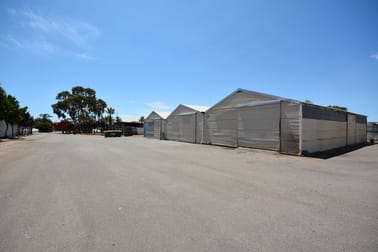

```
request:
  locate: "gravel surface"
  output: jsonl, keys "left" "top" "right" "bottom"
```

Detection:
{"left": 0, "top": 133, "right": 377, "bottom": 252}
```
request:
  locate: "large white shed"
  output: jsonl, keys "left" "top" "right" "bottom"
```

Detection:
{"left": 204, "top": 88, "right": 367, "bottom": 155}
{"left": 165, "top": 104, "right": 209, "bottom": 143}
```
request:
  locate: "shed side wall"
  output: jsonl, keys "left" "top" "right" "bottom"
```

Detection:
{"left": 204, "top": 108, "right": 238, "bottom": 147}
{"left": 237, "top": 103, "right": 280, "bottom": 150}
{"left": 179, "top": 114, "right": 196, "bottom": 143}
{"left": 166, "top": 105, "right": 198, "bottom": 142}
{"left": 280, "top": 101, "right": 301, "bottom": 155}
{"left": 144, "top": 121, "right": 154, "bottom": 137}
{"left": 153, "top": 119, "right": 163, "bottom": 139}
{"left": 301, "top": 104, "right": 348, "bottom": 153}
{"left": 196, "top": 113, "right": 204, "bottom": 144}
{"left": 348, "top": 114, "right": 367, "bottom": 144}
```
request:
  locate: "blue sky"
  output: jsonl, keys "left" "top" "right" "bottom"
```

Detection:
{"left": 1, "top": 0, "right": 377, "bottom": 121}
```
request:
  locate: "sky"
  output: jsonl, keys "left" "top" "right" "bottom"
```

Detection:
{"left": 1, "top": 0, "right": 377, "bottom": 122}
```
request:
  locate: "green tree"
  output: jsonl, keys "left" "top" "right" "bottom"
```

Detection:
{"left": 139, "top": 116, "right": 145, "bottom": 124}
{"left": 95, "top": 99, "right": 107, "bottom": 122}
{"left": 1, "top": 85, "right": 32, "bottom": 138}
{"left": 52, "top": 86, "right": 108, "bottom": 131}
{"left": 328, "top": 105, "right": 347, "bottom": 111}
{"left": 0, "top": 86, "right": 6, "bottom": 122}
{"left": 5, "top": 95, "right": 25, "bottom": 138}
{"left": 106, "top": 107, "right": 115, "bottom": 127}
{"left": 20, "top": 110, "right": 34, "bottom": 135}
{"left": 34, "top": 114, "right": 53, "bottom": 132}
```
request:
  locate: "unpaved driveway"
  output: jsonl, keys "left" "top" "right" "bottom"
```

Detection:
{"left": 0, "top": 133, "right": 377, "bottom": 251}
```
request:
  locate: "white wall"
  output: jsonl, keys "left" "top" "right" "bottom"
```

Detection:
{"left": 301, "top": 119, "right": 347, "bottom": 153}
{"left": 204, "top": 108, "right": 238, "bottom": 147}
{"left": 0, "top": 120, "right": 19, "bottom": 138}
{"left": 166, "top": 105, "right": 197, "bottom": 142}
{"left": 280, "top": 101, "right": 301, "bottom": 155}
{"left": 237, "top": 103, "right": 281, "bottom": 151}
{"left": 0, "top": 120, "right": 32, "bottom": 138}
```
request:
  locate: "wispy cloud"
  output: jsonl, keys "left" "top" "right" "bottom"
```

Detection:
{"left": 19, "top": 9, "right": 101, "bottom": 48}
{"left": 71, "top": 52, "right": 96, "bottom": 61}
{"left": 371, "top": 53, "right": 378, "bottom": 60}
{"left": 5, "top": 35, "right": 24, "bottom": 49}
{"left": 3, "top": 35, "right": 56, "bottom": 54}
{"left": 3, "top": 8, "right": 101, "bottom": 60}
{"left": 145, "top": 101, "right": 174, "bottom": 110}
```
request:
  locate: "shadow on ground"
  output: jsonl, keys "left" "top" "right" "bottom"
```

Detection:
{"left": 303, "top": 143, "right": 374, "bottom": 159}
{"left": 0, "top": 136, "right": 28, "bottom": 143}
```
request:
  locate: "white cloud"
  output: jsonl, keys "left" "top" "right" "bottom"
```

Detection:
{"left": 19, "top": 9, "right": 101, "bottom": 48}
{"left": 71, "top": 52, "right": 96, "bottom": 61}
{"left": 371, "top": 53, "right": 378, "bottom": 60}
{"left": 145, "top": 101, "right": 174, "bottom": 110}
{"left": 3, "top": 35, "right": 56, "bottom": 54}
{"left": 4, "top": 8, "right": 101, "bottom": 59}
{"left": 5, "top": 35, "right": 24, "bottom": 49}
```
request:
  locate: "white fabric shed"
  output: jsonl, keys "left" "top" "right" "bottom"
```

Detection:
{"left": 144, "top": 111, "right": 170, "bottom": 139}
{"left": 165, "top": 104, "right": 209, "bottom": 143}
{"left": 204, "top": 88, "right": 367, "bottom": 155}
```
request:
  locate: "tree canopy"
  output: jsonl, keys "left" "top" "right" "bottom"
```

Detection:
{"left": 34, "top": 114, "right": 53, "bottom": 132}
{"left": 52, "top": 86, "right": 108, "bottom": 124}
{"left": 0, "top": 85, "right": 33, "bottom": 138}
{"left": 51, "top": 86, "right": 113, "bottom": 133}
{"left": 328, "top": 105, "right": 347, "bottom": 111}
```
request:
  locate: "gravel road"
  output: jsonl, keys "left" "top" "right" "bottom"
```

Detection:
{"left": 0, "top": 133, "right": 377, "bottom": 251}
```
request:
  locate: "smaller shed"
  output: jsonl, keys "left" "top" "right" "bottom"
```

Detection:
{"left": 165, "top": 104, "right": 209, "bottom": 143}
{"left": 144, "top": 111, "right": 170, "bottom": 139}
{"left": 301, "top": 104, "right": 367, "bottom": 153}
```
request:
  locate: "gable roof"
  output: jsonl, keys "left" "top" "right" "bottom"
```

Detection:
{"left": 155, "top": 111, "right": 170, "bottom": 119}
{"left": 145, "top": 111, "right": 170, "bottom": 121}
{"left": 167, "top": 104, "right": 210, "bottom": 119}
{"left": 207, "top": 88, "right": 297, "bottom": 112}
{"left": 182, "top": 104, "right": 210, "bottom": 112}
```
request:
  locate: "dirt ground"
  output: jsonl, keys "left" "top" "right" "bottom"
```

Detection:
{"left": 0, "top": 133, "right": 377, "bottom": 251}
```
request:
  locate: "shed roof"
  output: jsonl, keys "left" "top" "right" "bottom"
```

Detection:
{"left": 207, "top": 88, "right": 294, "bottom": 112}
{"left": 182, "top": 104, "right": 210, "bottom": 112}
{"left": 145, "top": 111, "right": 170, "bottom": 121}
{"left": 167, "top": 104, "right": 209, "bottom": 119}
{"left": 237, "top": 99, "right": 282, "bottom": 108}
{"left": 155, "top": 111, "right": 170, "bottom": 119}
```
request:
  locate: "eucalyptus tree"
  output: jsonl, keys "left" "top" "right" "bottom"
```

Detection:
{"left": 52, "top": 86, "right": 108, "bottom": 131}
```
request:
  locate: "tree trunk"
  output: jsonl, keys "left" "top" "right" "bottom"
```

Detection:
{"left": 5, "top": 121, "right": 9, "bottom": 138}
{"left": 11, "top": 123, "right": 14, "bottom": 138}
